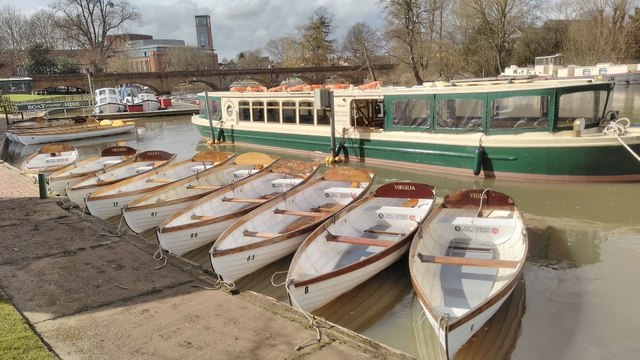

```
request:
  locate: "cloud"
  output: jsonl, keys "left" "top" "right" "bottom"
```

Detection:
{"left": 12, "top": 0, "right": 384, "bottom": 61}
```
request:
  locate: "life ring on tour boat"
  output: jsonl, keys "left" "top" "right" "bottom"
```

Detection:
{"left": 357, "top": 81, "right": 382, "bottom": 90}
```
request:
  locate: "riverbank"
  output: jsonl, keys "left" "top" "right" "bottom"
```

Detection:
{"left": 0, "top": 160, "right": 411, "bottom": 359}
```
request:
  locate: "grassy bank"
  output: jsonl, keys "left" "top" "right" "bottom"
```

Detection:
{"left": 0, "top": 296, "right": 55, "bottom": 360}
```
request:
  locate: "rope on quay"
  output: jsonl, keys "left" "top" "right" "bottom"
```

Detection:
{"left": 271, "top": 271, "right": 325, "bottom": 351}
{"left": 603, "top": 117, "right": 640, "bottom": 162}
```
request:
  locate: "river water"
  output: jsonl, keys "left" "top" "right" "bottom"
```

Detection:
{"left": 1, "top": 86, "right": 640, "bottom": 359}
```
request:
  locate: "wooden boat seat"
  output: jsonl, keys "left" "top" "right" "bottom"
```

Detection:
{"left": 326, "top": 234, "right": 395, "bottom": 247}
{"left": 310, "top": 202, "right": 342, "bottom": 213}
{"left": 260, "top": 192, "right": 280, "bottom": 199}
{"left": 243, "top": 230, "right": 281, "bottom": 238}
{"left": 191, "top": 214, "right": 214, "bottom": 221}
{"left": 146, "top": 178, "right": 173, "bottom": 183}
{"left": 222, "top": 197, "right": 268, "bottom": 203}
{"left": 417, "top": 253, "right": 519, "bottom": 268}
{"left": 273, "top": 209, "right": 327, "bottom": 217}
{"left": 364, "top": 228, "right": 406, "bottom": 236}
{"left": 186, "top": 184, "right": 221, "bottom": 190}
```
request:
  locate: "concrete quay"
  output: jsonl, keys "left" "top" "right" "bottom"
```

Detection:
{"left": 0, "top": 160, "right": 412, "bottom": 360}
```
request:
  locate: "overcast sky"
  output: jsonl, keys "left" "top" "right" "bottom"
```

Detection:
{"left": 12, "top": 0, "right": 386, "bottom": 61}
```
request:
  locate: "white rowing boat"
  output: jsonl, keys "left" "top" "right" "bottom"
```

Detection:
{"left": 156, "top": 160, "right": 320, "bottom": 256}
{"left": 85, "top": 150, "right": 235, "bottom": 219}
{"left": 66, "top": 150, "right": 176, "bottom": 206}
{"left": 22, "top": 143, "right": 79, "bottom": 175}
{"left": 408, "top": 189, "right": 528, "bottom": 359}
{"left": 286, "top": 181, "right": 435, "bottom": 312}
{"left": 47, "top": 145, "right": 138, "bottom": 194}
{"left": 122, "top": 152, "right": 279, "bottom": 234}
{"left": 209, "top": 166, "right": 375, "bottom": 286}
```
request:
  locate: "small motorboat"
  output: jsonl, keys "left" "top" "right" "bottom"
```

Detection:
{"left": 156, "top": 159, "right": 320, "bottom": 256}
{"left": 408, "top": 189, "right": 528, "bottom": 359}
{"left": 287, "top": 181, "right": 435, "bottom": 312}
{"left": 85, "top": 150, "right": 235, "bottom": 219}
{"left": 47, "top": 145, "right": 138, "bottom": 194}
{"left": 209, "top": 166, "right": 375, "bottom": 286}
{"left": 122, "top": 152, "right": 278, "bottom": 234}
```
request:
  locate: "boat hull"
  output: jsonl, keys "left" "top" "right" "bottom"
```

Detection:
{"left": 17, "top": 124, "right": 135, "bottom": 145}
{"left": 289, "top": 244, "right": 409, "bottom": 312}
{"left": 193, "top": 120, "right": 640, "bottom": 182}
{"left": 123, "top": 200, "right": 195, "bottom": 233}
{"left": 158, "top": 218, "right": 235, "bottom": 256}
{"left": 211, "top": 234, "right": 307, "bottom": 284}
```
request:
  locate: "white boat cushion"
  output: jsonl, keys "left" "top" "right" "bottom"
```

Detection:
{"left": 271, "top": 178, "right": 303, "bottom": 189}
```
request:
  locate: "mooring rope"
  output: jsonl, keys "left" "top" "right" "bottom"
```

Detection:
{"left": 603, "top": 117, "right": 640, "bottom": 162}
{"left": 153, "top": 243, "right": 168, "bottom": 270}
{"left": 278, "top": 276, "right": 324, "bottom": 351}
{"left": 212, "top": 273, "right": 235, "bottom": 291}
{"left": 100, "top": 211, "right": 127, "bottom": 237}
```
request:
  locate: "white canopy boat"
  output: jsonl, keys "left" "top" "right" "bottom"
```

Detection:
{"left": 286, "top": 181, "right": 435, "bottom": 312}
{"left": 156, "top": 160, "right": 320, "bottom": 256}
{"left": 85, "top": 150, "right": 236, "bottom": 219}
{"left": 22, "top": 143, "right": 78, "bottom": 176}
{"left": 66, "top": 150, "right": 176, "bottom": 206}
{"left": 47, "top": 145, "right": 138, "bottom": 194}
{"left": 122, "top": 152, "right": 278, "bottom": 234}
{"left": 209, "top": 166, "right": 375, "bottom": 286}
{"left": 93, "top": 87, "right": 127, "bottom": 114}
{"left": 408, "top": 189, "right": 528, "bottom": 359}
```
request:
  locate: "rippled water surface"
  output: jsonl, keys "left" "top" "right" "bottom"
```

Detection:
{"left": 2, "top": 85, "right": 640, "bottom": 359}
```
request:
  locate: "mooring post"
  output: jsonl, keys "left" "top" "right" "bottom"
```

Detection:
{"left": 37, "top": 173, "right": 48, "bottom": 199}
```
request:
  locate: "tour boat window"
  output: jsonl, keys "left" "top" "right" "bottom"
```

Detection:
{"left": 266, "top": 101, "right": 280, "bottom": 123}
{"left": 282, "top": 101, "right": 296, "bottom": 124}
{"left": 299, "top": 101, "right": 314, "bottom": 125}
{"left": 392, "top": 98, "right": 431, "bottom": 128}
{"left": 252, "top": 100, "right": 265, "bottom": 122}
{"left": 490, "top": 95, "right": 549, "bottom": 130}
{"left": 316, "top": 109, "right": 330, "bottom": 126}
{"left": 350, "top": 99, "right": 384, "bottom": 128}
{"left": 239, "top": 101, "right": 251, "bottom": 121}
{"left": 436, "top": 98, "right": 484, "bottom": 130}
{"left": 199, "top": 96, "right": 221, "bottom": 121}
{"left": 557, "top": 90, "right": 607, "bottom": 129}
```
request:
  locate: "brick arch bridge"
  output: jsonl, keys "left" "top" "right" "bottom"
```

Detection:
{"left": 31, "top": 64, "right": 395, "bottom": 94}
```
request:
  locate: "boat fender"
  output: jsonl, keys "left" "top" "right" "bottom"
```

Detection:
{"left": 473, "top": 146, "right": 485, "bottom": 176}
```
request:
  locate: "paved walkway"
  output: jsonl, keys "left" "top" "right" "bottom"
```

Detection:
{"left": 0, "top": 160, "right": 411, "bottom": 360}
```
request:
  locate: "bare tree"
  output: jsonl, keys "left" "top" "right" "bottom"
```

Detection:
{"left": 26, "top": 9, "right": 67, "bottom": 50}
{"left": 161, "top": 47, "right": 216, "bottom": 71}
{"left": 0, "top": 5, "right": 29, "bottom": 75}
{"left": 50, "top": 0, "right": 141, "bottom": 72}
{"left": 561, "top": 0, "right": 632, "bottom": 64}
{"left": 265, "top": 36, "right": 302, "bottom": 67}
{"left": 457, "top": 0, "right": 541, "bottom": 76}
{"left": 297, "top": 7, "right": 336, "bottom": 67}
{"left": 236, "top": 49, "right": 270, "bottom": 69}
{"left": 381, "top": 0, "right": 427, "bottom": 84}
{"left": 343, "top": 23, "right": 382, "bottom": 81}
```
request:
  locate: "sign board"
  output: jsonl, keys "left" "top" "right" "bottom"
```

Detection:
{"left": 16, "top": 100, "right": 91, "bottom": 111}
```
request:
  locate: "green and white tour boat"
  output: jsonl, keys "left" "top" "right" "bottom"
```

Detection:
{"left": 191, "top": 78, "right": 640, "bottom": 182}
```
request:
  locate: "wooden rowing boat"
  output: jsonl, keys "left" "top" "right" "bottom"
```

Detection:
{"left": 286, "top": 181, "right": 435, "bottom": 312}
{"left": 408, "top": 189, "right": 528, "bottom": 359}
{"left": 85, "top": 150, "right": 235, "bottom": 219}
{"left": 65, "top": 150, "right": 176, "bottom": 206}
{"left": 22, "top": 143, "right": 78, "bottom": 175}
{"left": 13, "top": 120, "right": 136, "bottom": 145}
{"left": 209, "top": 166, "right": 375, "bottom": 285}
{"left": 5, "top": 116, "right": 94, "bottom": 142}
{"left": 156, "top": 160, "right": 320, "bottom": 256}
{"left": 121, "top": 152, "right": 279, "bottom": 234}
{"left": 47, "top": 145, "right": 138, "bottom": 194}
